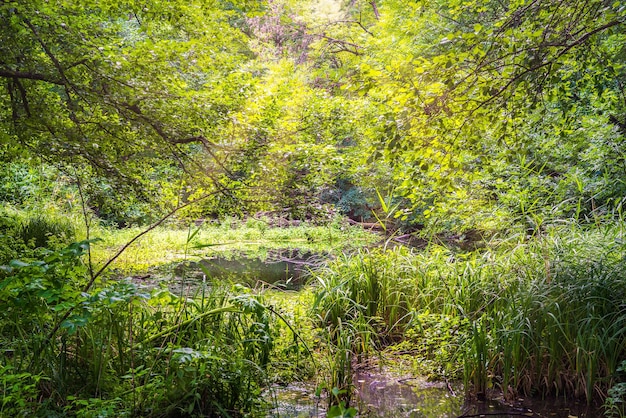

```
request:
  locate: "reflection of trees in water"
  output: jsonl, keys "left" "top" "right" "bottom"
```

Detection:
{"left": 173, "top": 249, "right": 330, "bottom": 290}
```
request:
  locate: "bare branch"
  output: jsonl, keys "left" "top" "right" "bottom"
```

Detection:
{"left": 370, "top": 1, "right": 380, "bottom": 20}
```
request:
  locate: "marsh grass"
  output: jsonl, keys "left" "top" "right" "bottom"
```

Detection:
{"left": 312, "top": 223, "right": 626, "bottom": 405}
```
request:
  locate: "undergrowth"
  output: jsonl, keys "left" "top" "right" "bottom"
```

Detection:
{"left": 3, "top": 206, "right": 626, "bottom": 416}
{"left": 0, "top": 241, "right": 314, "bottom": 417}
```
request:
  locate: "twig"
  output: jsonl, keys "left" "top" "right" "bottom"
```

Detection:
{"left": 445, "top": 377, "right": 457, "bottom": 397}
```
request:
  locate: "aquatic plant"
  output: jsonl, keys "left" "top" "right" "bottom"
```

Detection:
{"left": 311, "top": 223, "right": 626, "bottom": 404}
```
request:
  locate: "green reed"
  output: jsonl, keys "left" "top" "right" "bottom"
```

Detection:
{"left": 312, "top": 223, "right": 626, "bottom": 404}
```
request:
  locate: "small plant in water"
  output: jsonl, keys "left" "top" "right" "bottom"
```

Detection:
{"left": 315, "top": 385, "right": 357, "bottom": 418}
{"left": 606, "top": 361, "right": 626, "bottom": 417}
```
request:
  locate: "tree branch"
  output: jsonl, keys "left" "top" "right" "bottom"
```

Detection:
{"left": 468, "top": 18, "right": 625, "bottom": 114}
{"left": 0, "top": 69, "right": 63, "bottom": 85}
{"left": 12, "top": 77, "right": 31, "bottom": 117}
{"left": 370, "top": 1, "right": 380, "bottom": 20}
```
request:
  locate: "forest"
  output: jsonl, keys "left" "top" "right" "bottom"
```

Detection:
{"left": 1, "top": 0, "right": 626, "bottom": 416}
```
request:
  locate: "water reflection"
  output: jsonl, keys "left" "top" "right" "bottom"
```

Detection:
{"left": 174, "top": 249, "right": 325, "bottom": 290}
{"left": 266, "top": 370, "right": 605, "bottom": 418}
{"left": 354, "top": 371, "right": 463, "bottom": 417}
{"left": 458, "top": 397, "right": 604, "bottom": 418}
{"left": 266, "top": 382, "right": 323, "bottom": 418}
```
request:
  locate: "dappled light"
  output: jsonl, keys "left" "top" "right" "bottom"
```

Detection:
{"left": 1, "top": 0, "right": 625, "bottom": 416}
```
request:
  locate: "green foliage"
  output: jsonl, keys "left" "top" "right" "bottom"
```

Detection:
{"left": 0, "top": 239, "right": 318, "bottom": 417}
{"left": 606, "top": 360, "right": 626, "bottom": 417}
{"left": 4, "top": 0, "right": 626, "bottom": 412}
{"left": 0, "top": 204, "right": 81, "bottom": 266}
{"left": 318, "top": 0, "right": 626, "bottom": 232}
{"left": 0, "top": 0, "right": 264, "bottom": 218}
{"left": 0, "top": 162, "right": 62, "bottom": 207}
{"left": 398, "top": 313, "right": 469, "bottom": 378}
{"left": 326, "top": 387, "right": 358, "bottom": 418}
{"left": 312, "top": 224, "right": 626, "bottom": 403}
{"left": 0, "top": 207, "right": 28, "bottom": 264}
{"left": 0, "top": 366, "right": 44, "bottom": 417}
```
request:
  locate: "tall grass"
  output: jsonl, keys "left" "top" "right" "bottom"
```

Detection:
{"left": 463, "top": 225, "right": 626, "bottom": 402}
{"left": 0, "top": 205, "right": 81, "bottom": 264}
{"left": 311, "top": 223, "right": 626, "bottom": 404}
{"left": 0, "top": 240, "right": 313, "bottom": 417}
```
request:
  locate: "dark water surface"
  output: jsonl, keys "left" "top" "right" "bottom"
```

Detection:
{"left": 267, "top": 369, "right": 605, "bottom": 418}
{"left": 172, "top": 249, "right": 325, "bottom": 290}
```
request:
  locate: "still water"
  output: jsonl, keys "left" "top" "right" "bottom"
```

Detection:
{"left": 267, "top": 368, "right": 605, "bottom": 418}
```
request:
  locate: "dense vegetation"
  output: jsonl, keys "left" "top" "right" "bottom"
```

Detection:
{"left": 2, "top": 0, "right": 626, "bottom": 416}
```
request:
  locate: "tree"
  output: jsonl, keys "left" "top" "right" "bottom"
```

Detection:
{"left": 0, "top": 0, "right": 263, "bottom": 216}
{"left": 340, "top": 0, "right": 626, "bottom": 232}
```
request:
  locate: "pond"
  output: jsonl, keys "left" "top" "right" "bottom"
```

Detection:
{"left": 182, "top": 249, "right": 324, "bottom": 289}
{"left": 267, "top": 368, "right": 605, "bottom": 418}
{"left": 138, "top": 250, "right": 608, "bottom": 418}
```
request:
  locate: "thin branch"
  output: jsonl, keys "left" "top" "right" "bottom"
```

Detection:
{"left": 6, "top": 79, "right": 18, "bottom": 124}
{"left": 554, "top": 19, "right": 624, "bottom": 59}
{"left": 20, "top": 16, "right": 73, "bottom": 89}
{"left": 370, "top": 1, "right": 380, "bottom": 20}
{"left": 315, "top": 34, "right": 362, "bottom": 55}
{"left": 468, "top": 18, "right": 624, "bottom": 114}
{"left": 13, "top": 78, "right": 30, "bottom": 117}
{"left": 37, "top": 188, "right": 229, "bottom": 358}
{"left": 73, "top": 166, "right": 94, "bottom": 281}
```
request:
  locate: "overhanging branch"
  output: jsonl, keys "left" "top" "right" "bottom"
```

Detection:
{"left": 0, "top": 68, "right": 63, "bottom": 85}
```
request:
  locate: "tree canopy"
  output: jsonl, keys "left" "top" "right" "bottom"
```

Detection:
{"left": 2, "top": 0, "right": 626, "bottom": 230}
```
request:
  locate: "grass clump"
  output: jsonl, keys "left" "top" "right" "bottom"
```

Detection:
{"left": 18, "top": 212, "right": 76, "bottom": 249}
{"left": 0, "top": 206, "right": 80, "bottom": 264}
{"left": 310, "top": 223, "right": 626, "bottom": 406}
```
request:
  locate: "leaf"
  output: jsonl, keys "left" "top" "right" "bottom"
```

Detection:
{"left": 8, "top": 260, "right": 30, "bottom": 268}
{"left": 376, "top": 189, "right": 389, "bottom": 213}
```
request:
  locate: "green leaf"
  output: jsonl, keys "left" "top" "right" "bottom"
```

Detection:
{"left": 8, "top": 260, "right": 30, "bottom": 268}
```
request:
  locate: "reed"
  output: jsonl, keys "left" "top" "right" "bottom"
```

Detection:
{"left": 312, "top": 223, "right": 626, "bottom": 404}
